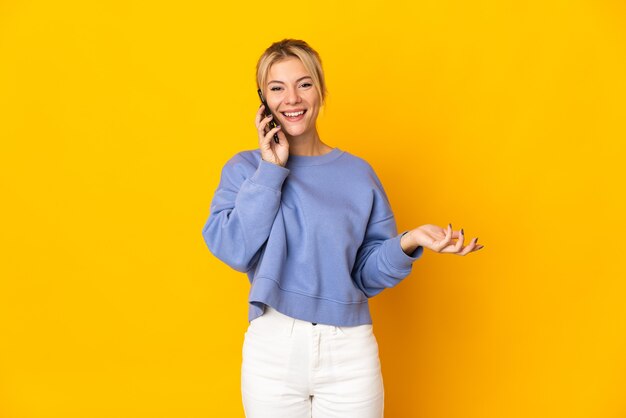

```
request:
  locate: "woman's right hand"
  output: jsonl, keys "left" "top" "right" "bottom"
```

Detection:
{"left": 256, "top": 104, "right": 289, "bottom": 167}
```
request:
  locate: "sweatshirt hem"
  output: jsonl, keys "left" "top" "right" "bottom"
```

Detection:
{"left": 248, "top": 277, "right": 373, "bottom": 326}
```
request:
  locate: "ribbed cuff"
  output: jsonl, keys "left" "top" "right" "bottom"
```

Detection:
{"left": 250, "top": 159, "right": 290, "bottom": 191}
{"left": 384, "top": 232, "right": 424, "bottom": 272}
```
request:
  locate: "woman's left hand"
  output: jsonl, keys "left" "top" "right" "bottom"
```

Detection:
{"left": 402, "top": 224, "right": 484, "bottom": 256}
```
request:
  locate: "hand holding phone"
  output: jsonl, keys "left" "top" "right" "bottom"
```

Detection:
{"left": 257, "top": 88, "right": 280, "bottom": 143}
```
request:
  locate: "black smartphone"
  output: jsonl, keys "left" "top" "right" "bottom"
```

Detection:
{"left": 257, "top": 88, "right": 280, "bottom": 143}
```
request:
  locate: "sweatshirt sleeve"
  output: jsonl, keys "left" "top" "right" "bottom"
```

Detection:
{"left": 351, "top": 167, "right": 424, "bottom": 298}
{"left": 202, "top": 155, "right": 290, "bottom": 273}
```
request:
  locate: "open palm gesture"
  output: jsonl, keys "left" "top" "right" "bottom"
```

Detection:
{"left": 406, "top": 224, "right": 484, "bottom": 256}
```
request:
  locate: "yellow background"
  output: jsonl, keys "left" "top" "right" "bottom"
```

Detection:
{"left": 1, "top": 0, "right": 625, "bottom": 417}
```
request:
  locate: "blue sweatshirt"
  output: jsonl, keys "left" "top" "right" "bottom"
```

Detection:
{"left": 202, "top": 147, "right": 424, "bottom": 326}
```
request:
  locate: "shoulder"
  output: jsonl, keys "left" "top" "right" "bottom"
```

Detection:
{"left": 337, "top": 149, "right": 383, "bottom": 185}
{"left": 221, "top": 149, "right": 261, "bottom": 173}
{"left": 226, "top": 148, "right": 261, "bottom": 168}
{"left": 216, "top": 149, "right": 262, "bottom": 187}
{"left": 336, "top": 149, "right": 377, "bottom": 174}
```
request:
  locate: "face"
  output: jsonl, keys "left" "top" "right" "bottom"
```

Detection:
{"left": 264, "top": 57, "right": 321, "bottom": 139}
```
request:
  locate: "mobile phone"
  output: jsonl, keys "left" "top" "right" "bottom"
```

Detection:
{"left": 257, "top": 88, "right": 280, "bottom": 143}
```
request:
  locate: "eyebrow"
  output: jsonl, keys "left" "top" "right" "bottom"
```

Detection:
{"left": 268, "top": 76, "right": 312, "bottom": 85}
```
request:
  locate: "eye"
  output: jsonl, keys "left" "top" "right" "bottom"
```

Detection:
{"left": 270, "top": 86, "right": 282, "bottom": 91}
{"left": 300, "top": 83, "right": 312, "bottom": 88}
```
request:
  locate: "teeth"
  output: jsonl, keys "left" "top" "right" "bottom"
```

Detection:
{"left": 283, "top": 110, "right": 304, "bottom": 117}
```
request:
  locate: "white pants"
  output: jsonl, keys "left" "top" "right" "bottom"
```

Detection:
{"left": 241, "top": 306, "right": 384, "bottom": 418}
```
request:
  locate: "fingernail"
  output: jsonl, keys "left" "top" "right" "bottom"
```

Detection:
{"left": 475, "top": 237, "right": 479, "bottom": 243}
{"left": 461, "top": 228, "right": 464, "bottom": 235}
{"left": 449, "top": 223, "right": 452, "bottom": 229}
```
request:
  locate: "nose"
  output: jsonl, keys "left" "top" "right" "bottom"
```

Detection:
{"left": 284, "top": 87, "right": 302, "bottom": 105}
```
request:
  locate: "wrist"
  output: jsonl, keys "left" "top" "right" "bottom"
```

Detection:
{"left": 400, "top": 230, "right": 419, "bottom": 255}
{"left": 262, "top": 156, "right": 286, "bottom": 167}
{"left": 261, "top": 157, "right": 283, "bottom": 167}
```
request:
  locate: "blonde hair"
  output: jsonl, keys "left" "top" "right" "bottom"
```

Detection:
{"left": 256, "top": 39, "right": 327, "bottom": 105}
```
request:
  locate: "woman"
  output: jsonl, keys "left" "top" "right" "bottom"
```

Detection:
{"left": 202, "top": 38, "right": 484, "bottom": 418}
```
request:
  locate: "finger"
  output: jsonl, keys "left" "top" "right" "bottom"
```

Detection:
{"left": 434, "top": 240, "right": 450, "bottom": 253}
{"left": 275, "top": 126, "right": 287, "bottom": 142}
{"left": 448, "top": 224, "right": 463, "bottom": 240}
{"left": 455, "top": 228, "right": 465, "bottom": 252}
{"left": 255, "top": 105, "right": 266, "bottom": 126}
{"left": 257, "top": 114, "right": 274, "bottom": 133}
{"left": 440, "top": 224, "right": 455, "bottom": 251}
{"left": 263, "top": 124, "right": 282, "bottom": 142}
{"left": 460, "top": 237, "right": 479, "bottom": 256}
{"left": 257, "top": 114, "right": 272, "bottom": 130}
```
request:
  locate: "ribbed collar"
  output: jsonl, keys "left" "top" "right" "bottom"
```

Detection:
{"left": 286, "top": 147, "right": 344, "bottom": 167}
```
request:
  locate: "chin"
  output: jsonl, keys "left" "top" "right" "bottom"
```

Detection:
{"left": 284, "top": 127, "right": 308, "bottom": 137}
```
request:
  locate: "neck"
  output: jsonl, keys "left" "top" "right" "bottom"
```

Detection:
{"left": 285, "top": 128, "right": 331, "bottom": 156}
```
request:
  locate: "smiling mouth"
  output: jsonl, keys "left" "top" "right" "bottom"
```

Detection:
{"left": 281, "top": 109, "right": 307, "bottom": 121}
